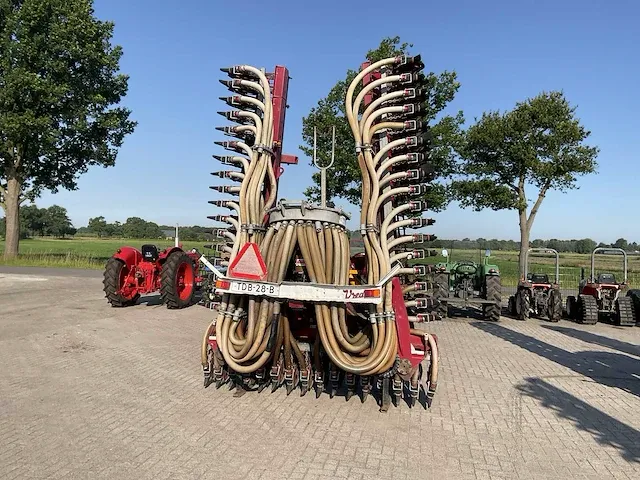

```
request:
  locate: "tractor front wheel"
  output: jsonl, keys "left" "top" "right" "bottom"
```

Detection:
{"left": 432, "top": 272, "right": 449, "bottom": 319}
{"left": 547, "top": 289, "right": 562, "bottom": 322}
{"left": 483, "top": 275, "right": 501, "bottom": 321}
{"left": 508, "top": 296, "right": 516, "bottom": 316}
{"left": 515, "top": 289, "right": 530, "bottom": 321}
{"left": 103, "top": 257, "right": 139, "bottom": 307}
{"left": 565, "top": 295, "right": 576, "bottom": 319}
{"left": 577, "top": 295, "right": 598, "bottom": 325}
{"left": 615, "top": 296, "right": 636, "bottom": 326}
{"left": 161, "top": 251, "right": 196, "bottom": 309}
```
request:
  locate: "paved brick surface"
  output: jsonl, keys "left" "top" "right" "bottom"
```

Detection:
{"left": 1, "top": 271, "right": 639, "bottom": 479}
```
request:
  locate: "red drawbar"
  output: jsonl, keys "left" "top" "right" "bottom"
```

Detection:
{"left": 228, "top": 242, "right": 268, "bottom": 280}
{"left": 392, "top": 277, "right": 434, "bottom": 367}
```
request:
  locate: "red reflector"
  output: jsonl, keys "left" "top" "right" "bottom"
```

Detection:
{"left": 216, "top": 280, "right": 230, "bottom": 290}
{"left": 228, "top": 242, "right": 267, "bottom": 280}
{"left": 364, "top": 289, "right": 380, "bottom": 298}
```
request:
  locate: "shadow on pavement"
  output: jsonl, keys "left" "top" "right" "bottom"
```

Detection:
{"left": 517, "top": 377, "right": 640, "bottom": 463}
{"left": 541, "top": 325, "right": 640, "bottom": 358}
{"left": 471, "top": 322, "right": 640, "bottom": 399}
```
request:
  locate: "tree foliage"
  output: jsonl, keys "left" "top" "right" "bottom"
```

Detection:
{"left": 120, "top": 217, "right": 162, "bottom": 239}
{"left": 0, "top": 0, "right": 136, "bottom": 257}
{"left": 0, "top": 203, "right": 74, "bottom": 238}
{"left": 452, "top": 91, "right": 599, "bottom": 274}
{"left": 300, "top": 36, "right": 464, "bottom": 211}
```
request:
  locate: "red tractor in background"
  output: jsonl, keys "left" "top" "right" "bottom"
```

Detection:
{"left": 508, "top": 248, "right": 563, "bottom": 322}
{"left": 565, "top": 247, "right": 636, "bottom": 326}
{"left": 103, "top": 233, "right": 204, "bottom": 309}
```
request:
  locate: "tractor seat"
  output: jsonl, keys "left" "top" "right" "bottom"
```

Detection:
{"left": 597, "top": 273, "right": 616, "bottom": 284}
{"left": 530, "top": 273, "right": 549, "bottom": 284}
{"left": 141, "top": 244, "right": 159, "bottom": 262}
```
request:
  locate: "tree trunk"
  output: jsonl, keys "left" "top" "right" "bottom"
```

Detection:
{"left": 3, "top": 177, "right": 21, "bottom": 259}
{"left": 518, "top": 208, "right": 530, "bottom": 280}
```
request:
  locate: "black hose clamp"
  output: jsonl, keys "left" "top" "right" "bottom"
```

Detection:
{"left": 364, "top": 223, "right": 380, "bottom": 234}
{"left": 240, "top": 223, "right": 267, "bottom": 234}
{"left": 252, "top": 143, "right": 275, "bottom": 156}
{"left": 383, "top": 311, "right": 396, "bottom": 322}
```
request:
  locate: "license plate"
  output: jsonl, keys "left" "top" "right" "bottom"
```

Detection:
{"left": 229, "top": 281, "right": 280, "bottom": 296}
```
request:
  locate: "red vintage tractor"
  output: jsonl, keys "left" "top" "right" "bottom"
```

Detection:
{"left": 565, "top": 247, "right": 636, "bottom": 326}
{"left": 103, "top": 240, "right": 204, "bottom": 309}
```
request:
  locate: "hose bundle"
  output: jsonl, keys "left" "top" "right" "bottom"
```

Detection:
{"left": 205, "top": 56, "right": 437, "bottom": 391}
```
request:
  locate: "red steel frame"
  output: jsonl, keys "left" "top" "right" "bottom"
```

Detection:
{"left": 267, "top": 66, "right": 297, "bottom": 187}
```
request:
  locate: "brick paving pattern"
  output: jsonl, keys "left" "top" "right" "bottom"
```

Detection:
{"left": 1, "top": 271, "right": 639, "bottom": 479}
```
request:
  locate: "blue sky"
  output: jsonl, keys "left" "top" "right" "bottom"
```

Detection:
{"left": 37, "top": 0, "right": 640, "bottom": 242}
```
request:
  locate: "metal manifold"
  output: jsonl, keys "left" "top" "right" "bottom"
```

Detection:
{"left": 202, "top": 55, "right": 441, "bottom": 411}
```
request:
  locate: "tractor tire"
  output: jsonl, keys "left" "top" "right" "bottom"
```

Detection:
{"left": 565, "top": 295, "right": 576, "bottom": 319}
{"left": 432, "top": 272, "right": 449, "bottom": 319}
{"left": 615, "top": 296, "right": 636, "bottom": 326}
{"left": 547, "top": 289, "right": 562, "bottom": 322}
{"left": 103, "top": 257, "right": 139, "bottom": 307}
{"left": 508, "top": 296, "right": 516, "bottom": 316}
{"left": 515, "top": 289, "right": 529, "bottom": 321}
{"left": 483, "top": 275, "right": 501, "bottom": 322}
{"left": 161, "top": 250, "right": 196, "bottom": 309}
{"left": 577, "top": 294, "right": 598, "bottom": 325}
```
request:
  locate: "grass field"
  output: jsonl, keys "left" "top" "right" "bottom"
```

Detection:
{"left": 2, "top": 238, "right": 640, "bottom": 289}
{"left": 0, "top": 238, "right": 210, "bottom": 269}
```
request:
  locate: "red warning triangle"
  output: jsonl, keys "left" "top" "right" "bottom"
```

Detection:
{"left": 228, "top": 242, "right": 268, "bottom": 280}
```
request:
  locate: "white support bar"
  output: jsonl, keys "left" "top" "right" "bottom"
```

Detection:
{"left": 199, "top": 255, "right": 225, "bottom": 278}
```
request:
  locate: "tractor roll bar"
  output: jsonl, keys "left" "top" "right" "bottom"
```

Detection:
{"left": 525, "top": 248, "right": 559, "bottom": 283}
{"left": 591, "top": 247, "right": 627, "bottom": 283}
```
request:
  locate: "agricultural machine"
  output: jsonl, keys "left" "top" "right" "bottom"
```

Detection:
{"left": 508, "top": 248, "right": 562, "bottom": 322}
{"left": 432, "top": 249, "right": 501, "bottom": 321}
{"left": 103, "top": 231, "right": 205, "bottom": 309}
{"left": 202, "top": 55, "right": 442, "bottom": 411}
{"left": 565, "top": 247, "right": 636, "bottom": 326}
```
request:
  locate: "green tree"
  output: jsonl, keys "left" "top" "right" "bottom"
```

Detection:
{"left": 531, "top": 239, "right": 545, "bottom": 248}
{"left": 300, "top": 36, "right": 463, "bottom": 210}
{"left": 0, "top": 0, "right": 136, "bottom": 259}
{"left": 88, "top": 216, "right": 108, "bottom": 237}
{"left": 122, "top": 217, "right": 147, "bottom": 238}
{"left": 143, "top": 221, "right": 162, "bottom": 239}
{"left": 107, "top": 220, "right": 123, "bottom": 237}
{"left": 452, "top": 91, "right": 598, "bottom": 277}
{"left": 613, "top": 238, "right": 628, "bottom": 250}
{"left": 575, "top": 238, "right": 597, "bottom": 254}
{"left": 44, "top": 205, "right": 74, "bottom": 237}
{"left": 121, "top": 217, "right": 162, "bottom": 239}
{"left": 20, "top": 204, "right": 47, "bottom": 236}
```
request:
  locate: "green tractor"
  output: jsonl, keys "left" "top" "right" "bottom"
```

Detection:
{"left": 432, "top": 249, "right": 502, "bottom": 321}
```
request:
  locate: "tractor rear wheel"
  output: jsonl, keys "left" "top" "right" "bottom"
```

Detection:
{"left": 577, "top": 294, "right": 598, "bottom": 325}
{"left": 432, "top": 272, "right": 449, "bottom": 319}
{"left": 103, "top": 257, "right": 139, "bottom": 307}
{"left": 565, "top": 295, "right": 576, "bottom": 319}
{"left": 483, "top": 275, "right": 501, "bottom": 321}
{"left": 615, "top": 296, "right": 636, "bottom": 326}
{"left": 515, "top": 289, "right": 529, "bottom": 321}
{"left": 547, "top": 288, "right": 562, "bottom": 322}
{"left": 161, "top": 251, "right": 196, "bottom": 309}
